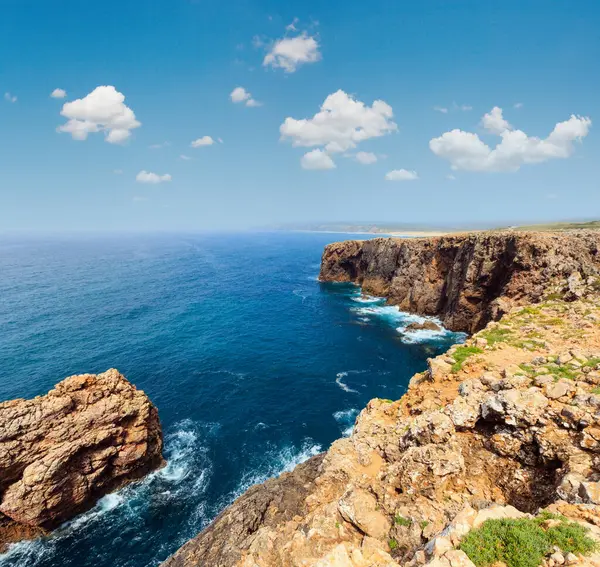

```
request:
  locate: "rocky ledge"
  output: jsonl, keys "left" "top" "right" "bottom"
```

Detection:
{"left": 162, "top": 232, "right": 600, "bottom": 567}
{"left": 319, "top": 231, "right": 600, "bottom": 333}
{"left": 0, "top": 369, "right": 164, "bottom": 551}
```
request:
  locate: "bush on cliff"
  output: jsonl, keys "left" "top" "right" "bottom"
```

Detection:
{"left": 460, "top": 515, "right": 597, "bottom": 567}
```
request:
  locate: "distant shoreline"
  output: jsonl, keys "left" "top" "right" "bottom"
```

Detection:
{"left": 288, "top": 229, "right": 450, "bottom": 237}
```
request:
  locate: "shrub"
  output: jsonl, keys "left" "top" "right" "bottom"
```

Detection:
{"left": 394, "top": 515, "right": 412, "bottom": 527}
{"left": 460, "top": 517, "right": 597, "bottom": 567}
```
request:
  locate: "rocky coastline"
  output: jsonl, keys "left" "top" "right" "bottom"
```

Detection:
{"left": 161, "top": 231, "right": 600, "bottom": 567}
{"left": 0, "top": 369, "right": 164, "bottom": 551}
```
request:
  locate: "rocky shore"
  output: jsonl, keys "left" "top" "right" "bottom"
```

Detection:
{"left": 162, "top": 231, "right": 600, "bottom": 567}
{"left": 319, "top": 231, "right": 600, "bottom": 333}
{"left": 0, "top": 369, "right": 164, "bottom": 551}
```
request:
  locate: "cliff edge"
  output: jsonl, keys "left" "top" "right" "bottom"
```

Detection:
{"left": 0, "top": 369, "right": 164, "bottom": 551}
{"left": 319, "top": 231, "right": 600, "bottom": 333}
{"left": 161, "top": 232, "right": 600, "bottom": 567}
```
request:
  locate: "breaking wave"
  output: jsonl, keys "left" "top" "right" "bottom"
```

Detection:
{"left": 333, "top": 408, "right": 359, "bottom": 436}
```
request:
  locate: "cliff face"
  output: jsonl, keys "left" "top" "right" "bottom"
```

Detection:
{"left": 319, "top": 231, "right": 600, "bottom": 333}
{"left": 162, "top": 288, "right": 600, "bottom": 567}
{"left": 0, "top": 369, "right": 164, "bottom": 550}
{"left": 161, "top": 232, "right": 600, "bottom": 567}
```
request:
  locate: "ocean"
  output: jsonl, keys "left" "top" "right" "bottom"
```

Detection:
{"left": 0, "top": 231, "right": 464, "bottom": 567}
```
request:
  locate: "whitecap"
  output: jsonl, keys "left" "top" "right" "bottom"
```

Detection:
{"left": 333, "top": 408, "right": 359, "bottom": 437}
{"left": 350, "top": 295, "right": 385, "bottom": 304}
{"left": 335, "top": 371, "right": 363, "bottom": 393}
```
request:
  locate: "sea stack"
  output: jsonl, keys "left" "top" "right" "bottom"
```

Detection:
{"left": 0, "top": 369, "right": 164, "bottom": 550}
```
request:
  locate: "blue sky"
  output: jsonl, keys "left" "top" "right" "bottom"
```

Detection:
{"left": 0, "top": 0, "right": 598, "bottom": 231}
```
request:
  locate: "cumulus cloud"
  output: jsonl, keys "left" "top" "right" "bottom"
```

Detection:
{"left": 263, "top": 32, "right": 321, "bottom": 73}
{"left": 230, "top": 86, "right": 261, "bottom": 107}
{"left": 301, "top": 149, "right": 336, "bottom": 170}
{"left": 434, "top": 106, "right": 448, "bottom": 114}
{"left": 385, "top": 169, "right": 419, "bottom": 181}
{"left": 191, "top": 136, "right": 215, "bottom": 147}
{"left": 4, "top": 92, "right": 17, "bottom": 103}
{"left": 51, "top": 88, "right": 67, "bottom": 99}
{"left": 280, "top": 90, "right": 397, "bottom": 158}
{"left": 136, "top": 170, "right": 172, "bottom": 184}
{"left": 355, "top": 151, "right": 378, "bottom": 165}
{"left": 57, "top": 86, "right": 140, "bottom": 144}
{"left": 179, "top": 154, "right": 192, "bottom": 160}
{"left": 429, "top": 106, "right": 592, "bottom": 172}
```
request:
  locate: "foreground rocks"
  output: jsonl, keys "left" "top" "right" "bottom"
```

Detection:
{"left": 0, "top": 369, "right": 164, "bottom": 550}
{"left": 162, "top": 267, "right": 600, "bottom": 566}
{"left": 319, "top": 231, "right": 600, "bottom": 333}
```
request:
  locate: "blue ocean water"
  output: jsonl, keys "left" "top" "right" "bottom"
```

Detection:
{"left": 0, "top": 232, "right": 464, "bottom": 567}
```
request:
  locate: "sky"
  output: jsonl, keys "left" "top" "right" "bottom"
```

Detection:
{"left": 0, "top": 0, "right": 598, "bottom": 232}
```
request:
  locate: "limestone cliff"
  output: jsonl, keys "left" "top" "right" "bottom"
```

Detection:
{"left": 319, "top": 231, "right": 600, "bottom": 333}
{"left": 0, "top": 369, "right": 164, "bottom": 550}
{"left": 161, "top": 232, "right": 600, "bottom": 567}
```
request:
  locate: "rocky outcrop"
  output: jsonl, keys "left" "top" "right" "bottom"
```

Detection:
{"left": 161, "top": 234, "right": 600, "bottom": 567}
{"left": 319, "top": 231, "right": 600, "bottom": 333}
{"left": 0, "top": 369, "right": 164, "bottom": 550}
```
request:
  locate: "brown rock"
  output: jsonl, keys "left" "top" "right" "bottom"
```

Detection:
{"left": 319, "top": 232, "right": 600, "bottom": 333}
{"left": 405, "top": 321, "right": 442, "bottom": 332}
{"left": 0, "top": 369, "right": 164, "bottom": 546}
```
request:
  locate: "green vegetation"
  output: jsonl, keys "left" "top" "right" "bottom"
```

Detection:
{"left": 420, "top": 520, "right": 430, "bottom": 529}
{"left": 394, "top": 515, "right": 412, "bottom": 527}
{"left": 591, "top": 387, "right": 600, "bottom": 395}
{"left": 451, "top": 346, "right": 484, "bottom": 372}
{"left": 380, "top": 398, "right": 394, "bottom": 403}
{"left": 388, "top": 538, "right": 398, "bottom": 551}
{"left": 480, "top": 327, "right": 514, "bottom": 346}
{"left": 460, "top": 515, "right": 597, "bottom": 567}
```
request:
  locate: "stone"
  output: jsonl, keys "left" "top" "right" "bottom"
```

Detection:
{"left": 545, "top": 380, "right": 574, "bottom": 400}
{"left": 472, "top": 505, "right": 528, "bottom": 529}
{"left": 403, "top": 411, "right": 455, "bottom": 447}
{"left": 565, "top": 552, "right": 578, "bottom": 565}
{"left": 0, "top": 369, "right": 164, "bottom": 539}
{"left": 551, "top": 552, "right": 565, "bottom": 565}
{"left": 429, "top": 358, "right": 453, "bottom": 381}
{"left": 338, "top": 488, "right": 391, "bottom": 540}
{"left": 425, "top": 536, "right": 452, "bottom": 558}
{"left": 406, "top": 321, "right": 442, "bottom": 332}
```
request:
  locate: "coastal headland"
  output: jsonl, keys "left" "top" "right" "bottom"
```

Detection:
{"left": 162, "top": 231, "right": 600, "bottom": 567}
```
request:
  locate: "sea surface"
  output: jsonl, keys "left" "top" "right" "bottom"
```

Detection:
{"left": 0, "top": 231, "right": 464, "bottom": 567}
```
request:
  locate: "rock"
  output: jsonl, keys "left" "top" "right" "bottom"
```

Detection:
{"left": 443, "top": 550, "right": 477, "bottom": 567}
{"left": 319, "top": 232, "right": 600, "bottom": 333}
{"left": 425, "top": 536, "right": 452, "bottom": 558}
{"left": 565, "top": 552, "right": 578, "bottom": 565}
{"left": 566, "top": 272, "right": 585, "bottom": 301}
{"left": 545, "top": 380, "right": 574, "bottom": 400}
{"left": 338, "top": 488, "right": 391, "bottom": 540}
{"left": 428, "top": 358, "right": 453, "bottom": 380}
{"left": 550, "top": 552, "right": 565, "bottom": 565}
{"left": 472, "top": 505, "right": 528, "bottom": 528}
{"left": 402, "top": 412, "right": 455, "bottom": 447}
{"left": 0, "top": 369, "right": 164, "bottom": 542}
{"left": 406, "top": 321, "right": 442, "bottom": 332}
{"left": 481, "top": 388, "right": 549, "bottom": 426}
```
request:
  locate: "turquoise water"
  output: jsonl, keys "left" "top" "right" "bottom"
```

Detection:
{"left": 0, "top": 232, "right": 464, "bottom": 567}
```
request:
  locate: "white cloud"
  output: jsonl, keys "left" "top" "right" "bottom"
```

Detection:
{"left": 136, "top": 170, "right": 172, "bottom": 184}
{"left": 286, "top": 17, "right": 299, "bottom": 32}
{"left": 434, "top": 106, "right": 448, "bottom": 114}
{"left": 230, "top": 86, "right": 261, "bottom": 107}
{"left": 263, "top": 32, "right": 321, "bottom": 73}
{"left": 4, "top": 92, "right": 17, "bottom": 103}
{"left": 429, "top": 106, "right": 592, "bottom": 172}
{"left": 179, "top": 154, "right": 192, "bottom": 160}
{"left": 460, "top": 104, "right": 473, "bottom": 111}
{"left": 50, "top": 88, "right": 67, "bottom": 99}
{"left": 113, "top": 169, "right": 123, "bottom": 175}
{"left": 446, "top": 174, "right": 456, "bottom": 180}
{"left": 385, "top": 169, "right": 419, "bottom": 181}
{"left": 514, "top": 102, "right": 524, "bottom": 109}
{"left": 301, "top": 149, "right": 336, "bottom": 170}
{"left": 149, "top": 141, "right": 171, "bottom": 149}
{"left": 280, "top": 90, "right": 397, "bottom": 155}
{"left": 57, "top": 86, "right": 140, "bottom": 144}
{"left": 481, "top": 106, "right": 512, "bottom": 135}
{"left": 191, "top": 136, "right": 215, "bottom": 147}
{"left": 355, "top": 151, "right": 378, "bottom": 165}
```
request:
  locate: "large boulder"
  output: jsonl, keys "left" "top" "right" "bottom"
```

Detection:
{"left": 0, "top": 369, "right": 164, "bottom": 540}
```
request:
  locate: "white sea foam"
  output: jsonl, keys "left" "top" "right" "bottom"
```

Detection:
{"left": 335, "top": 372, "right": 358, "bottom": 393}
{"left": 350, "top": 295, "right": 384, "bottom": 304}
{"left": 333, "top": 408, "right": 359, "bottom": 437}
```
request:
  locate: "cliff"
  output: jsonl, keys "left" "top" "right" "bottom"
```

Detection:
{"left": 0, "top": 369, "right": 164, "bottom": 551}
{"left": 319, "top": 231, "right": 600, "bottom": 333}
{"left": 161, "top": 232, "right": 600, "bottom": 567}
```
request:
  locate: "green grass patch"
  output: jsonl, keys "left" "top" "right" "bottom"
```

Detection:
{"left": 451, "top": 346, "right": 484, "bottom": 372}
{"left": 481, "top": 327, "right": 514, "bottom": 346}
{"left": 388, "top": 538, "right": 398, "bottom": 551}
{"left": 518, "top": 306, "right": 542, "bottom": 316}
{"left": 420, "top": 520, "right": 430, "bottom": 529}
{"left": 460, "top": 516, "right": 597, "bottom": 567}
{"left": 583, "top": 357, "right": 600, "bottom": 368}
{"left": 394, "top": 515, "right": 412, "bottom": 527}
{"left": 591, "top": 387, "right": 600, "bottom": 395}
